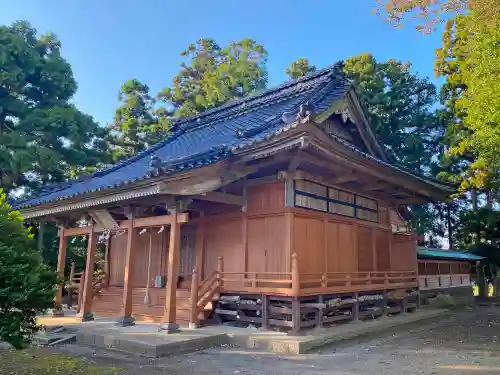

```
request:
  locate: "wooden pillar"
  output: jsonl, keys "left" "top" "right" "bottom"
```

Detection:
{"left": 160, "top": 209, "right": 182, "bottom": 333}
{"left": 53, "top": 228, "right": 67, "bottom": 316}
{"left": 117, "top": 220, "right": 137, "bottom": 326}
{"left": 189, "top": 268, "right": 199, "bottom": 329}
{"left": 80, "top": 228, "right": 98, "bottom": 321}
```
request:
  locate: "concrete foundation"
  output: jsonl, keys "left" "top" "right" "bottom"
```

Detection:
{"left": 37, "top": 308, "right": 450, "bottom": 356}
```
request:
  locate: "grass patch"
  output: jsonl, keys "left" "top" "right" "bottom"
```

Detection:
{"left": 0, "top": 348, "right": 122, "bottom": 375}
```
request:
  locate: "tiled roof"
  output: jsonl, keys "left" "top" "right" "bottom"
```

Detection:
{"left": 417, "top": 248, "right": 484, "bottom": 261}
{"left": 15, "top": 63, "right": 349, "bottom": 209}
{"left": 329, "top": 134, "right": 455, "bottom": 192}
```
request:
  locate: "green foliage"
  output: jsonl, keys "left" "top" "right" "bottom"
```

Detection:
{"left": 0, "top": 21, "right": 109, "bottom": 194}
{"left": 455, "top": 207, "right": 500, "bottom": 262}
{"left": 343, "top": 53, "right": 440, "bottom": 173}
{"left": 156, "top": 38, "right": 268, "bottom": 119}
{"left": 108, "top": 38, "right": 268, "bottom": 160}
{"left": 107, "top": 79, "right": 169, "bottom": 162}
{"left": 377, "top": 1, "right": 500, "bottom": 191}
{"left": 285, "top": 58, "right": 317, "bottom": 79}
{"left": 450, "top": 1, "right": 500, "bottom": 190}
{"left": 0, "top": 190, "right": 59, "bottom": 349}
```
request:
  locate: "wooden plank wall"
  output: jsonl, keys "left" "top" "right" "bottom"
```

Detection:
{"left": 202, "top": 181, "right": 288, "bottom": 278}
{"left": 290, "top": 208, "right": 397, "bottom": 274}
{"left": 390, "top": 234, "right": 418, "bottom": 272}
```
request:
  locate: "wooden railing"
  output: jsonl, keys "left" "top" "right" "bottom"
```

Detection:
{"left": 188, "top": 253, "right": 418, "bottom": 326}
{"left": 298, "top": 271, "right": 418, "bottom": 296}
{"left": 189, "top": 257, "right": 225, "bottom": 328}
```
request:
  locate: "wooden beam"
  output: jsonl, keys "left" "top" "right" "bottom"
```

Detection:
{"left": 160, "top": 209, "right": 182, "bottom": 333}
{"left": 194, "top": 191, "right": 245, "bottom": 206}
{"left": 53, "top": 229, "right": 67, "bottom": 316}
{"left": 79, "top": 228, "right": 98, "bottom": 321}
{"left": 359, "top": 181, "right": 389, "bottom": 192}
{"left": 133, "top": 213, "right": 188, "bottom": 228}
{"left": 332, "top": 173, "right": 358, "bottom": 184}
{"left": 117, "top": 220, "right": 137, "bottom": 326}
{"left": 63, "top": 214, "right": 189, "bottom": 237}
{"left": 64, "top": 226, "right": 92, "bottom": 237}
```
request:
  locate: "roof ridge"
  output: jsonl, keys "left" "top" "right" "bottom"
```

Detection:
{"left": 171, "top": 62, "right": 343, "bottom": 130}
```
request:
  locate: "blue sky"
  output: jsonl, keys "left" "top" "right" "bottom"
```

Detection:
{"left": 2, "top": 0, "right": 442, "bottom": 126}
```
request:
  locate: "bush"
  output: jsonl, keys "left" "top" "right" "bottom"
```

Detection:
{"left": 0, "top": 190, "right": 59, "bottom": 349}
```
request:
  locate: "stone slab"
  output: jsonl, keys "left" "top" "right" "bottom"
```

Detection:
{"left": 76, "top": 327, "right": 229, "bottom": 358}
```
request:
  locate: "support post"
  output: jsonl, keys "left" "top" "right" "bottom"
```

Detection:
{"left": 353, "top": 293, "right": 360, "bottom": 321}
{"left": 317, "top": 295, "right": 324, "bottom": 328}
{"left": 261, "top": 294, "right": 269, "bottom": 330}
{"left": 189, "top": 268, "right": 199, "bottom": 329}
{"left": 160, "top": 209, "right": 182, "bottom": 333}
{"left": 290, "top": 297, "right": 301, "bottom": 335}
{"left": 382, "top": 291, "right": 388, "bottom": 315}
{"left": 291, "top": 253, "right": 300, "bottom": 296}
{"left": 80, "top": 228, "right": 98, "bottom": 321}
{"left": 53, "top": 228, "right": 67, "bottom": 316}
{"left": 117, "top": 220, "right": 137, "bottom": 327}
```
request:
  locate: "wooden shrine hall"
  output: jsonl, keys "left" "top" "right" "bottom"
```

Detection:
{"left": 15, "top": 64, "right": 454, "bottom": 333}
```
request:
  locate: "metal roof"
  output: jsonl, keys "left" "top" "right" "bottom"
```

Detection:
{"left": 417, "top": 248, "right": 484, "bottom": 261}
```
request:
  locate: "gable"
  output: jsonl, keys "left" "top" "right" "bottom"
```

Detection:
{"left": 313, "top": 90, "right": 387, "bottom": 161}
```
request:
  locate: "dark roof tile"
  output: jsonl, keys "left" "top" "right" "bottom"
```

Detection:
{"left": 15, "top": 64, "right": 347, "bottom": 209}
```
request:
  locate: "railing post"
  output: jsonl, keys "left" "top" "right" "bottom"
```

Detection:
{"left": 217, "top": 256, "right": 224, "bottom": 287}
{"left": 291, "top": 253, "right": 300, "bottom": 296}
{"left": 346, "top": 273, "right": 351, "bottom": 287}
{"left": 189, "top": 268, "right": 200, "bottom": 329}
{"left": 68, "top": 262, "right": 76, "bottom": 309}
{"left": 320, "top": 273, "right": 327, "bottom": 288}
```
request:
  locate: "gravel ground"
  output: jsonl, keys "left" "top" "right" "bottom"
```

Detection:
{"left": 52, "top": 306, "right": 500, "bottom": 374}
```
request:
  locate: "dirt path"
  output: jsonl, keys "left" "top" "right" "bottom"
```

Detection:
{"left": 53, "top": 306, "right": 500, "bottom": 374}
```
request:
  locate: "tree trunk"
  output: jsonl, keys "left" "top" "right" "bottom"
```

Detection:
{"left": 487, "top": 189, "right": 493, "bottom": 210}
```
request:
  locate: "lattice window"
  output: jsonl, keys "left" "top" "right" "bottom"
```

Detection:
{"left": 294, "top": 179, "right": 379, "bottom": 223}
